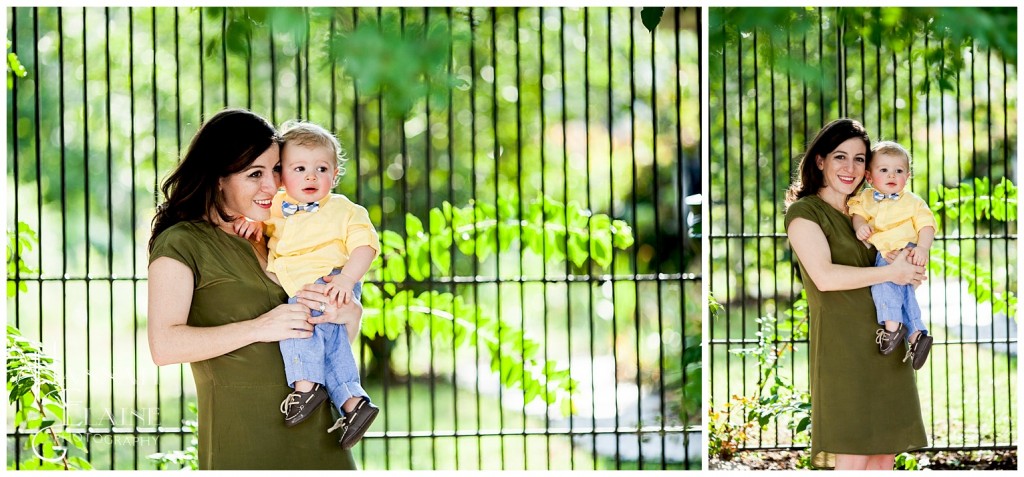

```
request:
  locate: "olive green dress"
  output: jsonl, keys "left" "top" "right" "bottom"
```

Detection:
{"left": 150, "top": 220, "right": 357, "bottom": 470}
{"left": 785, "top": 196, "right": 927, "bottom": 468}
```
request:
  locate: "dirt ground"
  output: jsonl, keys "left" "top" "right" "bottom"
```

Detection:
{"left": 709, "top": 449, "right": 1017, "bottom": 470}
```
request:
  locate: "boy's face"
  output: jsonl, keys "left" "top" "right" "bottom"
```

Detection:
{"left": 280, "top": 143, "right": 338, "bottom": 203}
{"left": 865, "top": 152, "right": 910, "bottom": 195}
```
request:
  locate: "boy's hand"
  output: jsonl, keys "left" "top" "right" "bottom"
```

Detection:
{"left": 232, "top": 217, "right": 264, "bottom": 242}
{"left": 323, "top": 276, "right": 358, "bottom": 306}
{"left": 909, "top": 246, "right": 930, "bottom": 267}
{"left": 855, "top": 224, "right": 873, "bottom": 242}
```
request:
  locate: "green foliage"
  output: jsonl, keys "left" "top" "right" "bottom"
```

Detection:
{"left": 4, "top": 223, "right": 85, "bottom": 469}
{"left": 363, "top": 195, "right": 634, "bottom": 414}
{"left": 929, "top": 177, "right": 1017, "bottom": 228}
{"left": 7, "top": 221, "right": 37, "bottom": 298}
{"left": 929, "top": 248, "right": 1016, "bottom": 319}
{"left": 640, "top": 8, "right": 665, "bottom": 33}
{"left": 209, "top": 7, "right": 465, "bottom": 119}
{"left": 379, "top": 196, "right": 633, "bottom": 278}
{"left": 7, "top": 326, "right": 92, "bottom": 470}
{"left": 711, "top": 7, "right": 1016, "bottom": 93}
{"left": 147, "top": 403, "right": 198, "bottom": 470}
{"left": 708, "top": 292, "right": 811, "bottom": 460}
{"left": 895, "top": 452, "right": 919, "bottom": 470}
{"left": 929, "top": 178, "right": 1017, "bottom": 319}
{"left": 707, "top": 396, "right": 755, "bottom": 461}
{"left": 6, "top": 39, "right": 27, "bottom": 89}
{"left": 708, "top": 292, "right": 724, "bottom": 320}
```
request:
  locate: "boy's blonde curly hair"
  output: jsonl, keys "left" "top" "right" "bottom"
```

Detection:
{"left": 869, "top": 140, "right": 912, "bottom": 176}
{"left": 279, "top": 120, "right": 349, "bottom": 185}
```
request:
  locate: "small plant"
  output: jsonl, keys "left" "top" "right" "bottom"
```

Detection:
{"left": 147, "top": 403, "right": 198, "bottom": 470}
{"left": 707, "top": 396, "right": 756, "bottom": 461}
{"left": 7, "top": 325, "right": 92, "bottom": 470}
{"left": 7, "top": 222, "right": 91, "bottom": 470}
{"left": 708, "top": 292, "right": 813, "bottom": 461}
{"left": 895, "top": 452, "right": 919, "bottom": 470}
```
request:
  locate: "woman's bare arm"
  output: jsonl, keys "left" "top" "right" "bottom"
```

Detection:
{"left": 147, "top": 257, "right": 315, "bottom": 366}
{"left": 788, "top": 217, "right": 924, "bottom": 292}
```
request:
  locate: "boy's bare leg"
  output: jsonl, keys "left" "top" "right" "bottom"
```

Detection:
{"left": 293, "top": 379, "right": 314, "bottom": 392}
{"left": 342, "top": 396, "right": 361, "bottom": 413}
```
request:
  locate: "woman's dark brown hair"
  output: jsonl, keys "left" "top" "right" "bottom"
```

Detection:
{"left": 784, "top": 118, "right": 871, "bottom": 208}
{"left": 149, "top": 108, "right": 281, "bottom": 251}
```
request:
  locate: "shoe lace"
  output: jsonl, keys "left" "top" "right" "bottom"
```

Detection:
{"left": 280, "top": 393, "right": 301, "bottom": 415}
{"left": 902, "top": 348, "right": 914, "bottom": 363}
{"left": 875, "top": 329, "right": 888, "bottom": 346}
{"left": 327, "top": 416, "right": 348, "bottom": 434}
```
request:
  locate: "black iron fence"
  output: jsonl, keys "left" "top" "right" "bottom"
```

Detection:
{"left": 6, "top": 6, "right": 700, "bottom": 470}
{"left": 709, "top": 7, "right": 1016, "bottom": 452}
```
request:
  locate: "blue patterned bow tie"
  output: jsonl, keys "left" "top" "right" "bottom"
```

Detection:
{"left": 282, "top": 200, "right": 320, "bottom": 217}
{"left": 872, "top": 191, "right": 901, "bottom": 202}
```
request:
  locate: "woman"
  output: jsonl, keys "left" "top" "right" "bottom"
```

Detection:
{"left": 147, "top": 108, "right": 361, "bottom": 469}
{"left": 784, "top": 118, "right": 928, "bottom": 470}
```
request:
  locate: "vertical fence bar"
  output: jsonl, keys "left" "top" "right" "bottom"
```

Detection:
{"left": 584, "top": 7, "right": 598, "bottom": 469}
{"left": 1003, "top": 55, "right": 1013, "bottom": 447}
{"left": 221, "top": 8, "right": 228, "bottom": 108}
{"left": 607, "top": 7, "right": 620, "bottom": 469}
{"left": 514, "top": 7, "right": 530, "bottom": 468}
{"left": 686, "top": 6, "right": 697, "bottom": 469}
{"left": 629, "top": 7, "right": 642, "bottom": 468}
{"left": 970, "top": 38, "right": 980, "bottom": 447}
{"left": 445, "top": 7, "right": 458, "bottom": 468}
{"left": 986, "top": 46, "right": 995, "bottom": 447}
{"left": 468, "top": 7, "right": 483, "bottom": 469}
{"left": 399, "top": 7, "right": 414, "bottom": 470}
{"left": 490, "top": 8, "right": 505, "bottom": 469}
{"left": 424, "top": 6, "right": 438, "bottom": 470}
{"left": 105, "top": 7, "right": 116, "bottom": 468}
{"left": 128, "top": 6, "right": 140, "bottom": 468}
{"left": 11, "top": 8, "right": 20, "bottom": 463}
{"left": 536, "top": 6, "right": 552, "bottom": 468}
{"left": 56, "top": 8, "right": 69, "bottom": 463}
{"left": 81, "top": 6, "right": 95, "bottom": 459}
{"left": 150, "top": 6, "right": 162, "bottom": 457}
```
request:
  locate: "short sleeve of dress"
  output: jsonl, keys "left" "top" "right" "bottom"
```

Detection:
{"left": 149, "top": 223, "right": 200, "bottom": 282}
{"left": 785, "top": 198, "right": 821, "bottom": 231}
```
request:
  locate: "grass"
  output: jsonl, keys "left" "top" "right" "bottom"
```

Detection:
{"left": 8, "top": 378, "right": 689, "bottom": 470}
{"left": 708, "top": 301, "right": 1017, "bottom": 449}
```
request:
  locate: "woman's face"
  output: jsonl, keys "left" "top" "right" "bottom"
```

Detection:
{"left": 815, "top": 137, "right": 867, "bottom": 196}
{"left": 217, "top": 143, "right": 281, "bottom": 222}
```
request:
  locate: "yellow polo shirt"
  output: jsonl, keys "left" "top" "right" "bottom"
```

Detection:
{"left": 265, "top": 191, "right": 380, "bottom": 296}
{"left": 847, "top": 188, "right": 936, "bottom": 253}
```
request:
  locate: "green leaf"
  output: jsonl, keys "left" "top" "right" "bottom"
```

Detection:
{"left": 429, "top": 208, "right": 446, "bottom": 236}
{"left": 641, "top": 7, "right": 665, "bottom": 33}
{"left": 591, "top": 236, "right": 612, "bottom": 268}
{"left": 406, "top": 214, "right": 425, "bottom": 239}
{"left": 385, "top": 257, "right": 406, "bottom": 283}
{"left": 380, "top": 230, "right": 405, "bottom": 251}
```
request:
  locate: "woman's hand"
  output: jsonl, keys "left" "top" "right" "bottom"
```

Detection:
{"left": 886, "top": 248, "right": 926, "bottom": 286}
{"left": 295, "top": 275, "right": 363, "bottom": 327}
{"left": 249, "top": 303, "right": 314, "bottom": 342}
